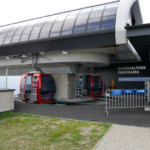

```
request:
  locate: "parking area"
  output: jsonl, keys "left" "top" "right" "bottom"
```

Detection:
{"left": 14, "top": 100, "right": 150, "bottom": 127}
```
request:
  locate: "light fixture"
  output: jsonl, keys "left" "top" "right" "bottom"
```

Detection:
{"left": 5, "top": 56, "right": 10, "bottom": 60}
{"left": 62, "top": 50, "right": 68, "bottom": 55}
{"left": 22, "top": 55, "right": 26, "bottom": 58}
{"left": 39, "top": 52, "right": 46, "bottom": 55}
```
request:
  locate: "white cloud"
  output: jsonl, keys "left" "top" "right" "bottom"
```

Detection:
{"left": 139, "top": 0, "right": 150, "bottom": 23}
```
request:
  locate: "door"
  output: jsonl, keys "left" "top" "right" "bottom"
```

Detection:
{"left": 25, "top": 74, "right": 33, "bottom": 101}
{"left": 92, "top": 75, "right": 103, "bottom": 97}
{"left": 83, "top": 75, "right": 91, "bottom": 96}
{"left": 40, "top": 75, "right": 56, "bottom": 101}
{"left": 32, "top": 75, "right": 38, "bottom": 94}
{"left": 18, "top": 74, "right": 27, "bottom": 101}
{"left": 30, "top": 75, "right": 39, "bottom": 102}
{"left": 20, "top": 74, "right": 27, "bottom": 93}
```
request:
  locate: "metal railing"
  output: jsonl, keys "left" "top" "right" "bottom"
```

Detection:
{"left": 105, "top": 89, "right": 149, "bottom": 115}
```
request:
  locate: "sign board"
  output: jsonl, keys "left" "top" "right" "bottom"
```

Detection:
{"left": 123, "top": 89, "right": 134, "bottom": 94}
{"left": 136, "top": 89, "right": 147, "bottom": 94}
{"left": 118, "top": 65, "right": 147, "bottom": 77}
{"left": 111, "top": 90, "right": 122, "bottom": 96}
{"left": 117, "top": 63, "right": 150, "bottom": 82}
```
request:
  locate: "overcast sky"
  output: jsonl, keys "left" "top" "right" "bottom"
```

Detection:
{"left": 0, "top": 0, "right": 149, "bottom": 26}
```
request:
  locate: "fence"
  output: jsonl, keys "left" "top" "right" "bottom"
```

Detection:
{"left": 105, "top": 89, "right": 149, "bottom": 115}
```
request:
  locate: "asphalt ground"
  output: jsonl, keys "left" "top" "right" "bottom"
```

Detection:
{"left": 14, "top": 101, "right": 150, "bottom": 127}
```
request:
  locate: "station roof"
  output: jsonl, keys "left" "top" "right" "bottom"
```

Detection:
{"left": 0, "top": 1, "right": 118, "bottom": 48}
{"left": 126, "top": 23, "right": 150, "bottom": 61}
{"left": 0, "top": 0, "right": 143, "bottom": 64}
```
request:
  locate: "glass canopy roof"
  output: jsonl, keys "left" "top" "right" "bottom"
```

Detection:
{"left": 0, "top": 1, "right": 118, "bottom": 46}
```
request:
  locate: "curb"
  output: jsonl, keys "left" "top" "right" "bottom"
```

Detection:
{"left": 93, "top": 124, "right": 114, "bottom": 150}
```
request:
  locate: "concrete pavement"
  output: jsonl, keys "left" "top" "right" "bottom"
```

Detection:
{"left": 94, "top": 124, "right": 150, "bottom": 150}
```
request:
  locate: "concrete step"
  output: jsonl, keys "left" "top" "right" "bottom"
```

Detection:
{"left": 55, "top": 98, "right": 96, "bottom": 104}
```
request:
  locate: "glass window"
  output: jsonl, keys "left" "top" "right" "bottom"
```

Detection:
{"left": 50, "top": 13, "right": 69, "bottom": 37}
{"left": 39, "top": 15, "right": 58, "bottom": 39}
{"left": 82, "top": 76, "right": 91, "bottom": 95}
{"left": 41, "top": 75, "right": 55, "bottom": 92}
{"left": 3, "top": 23, "right": 21, "bottom": 44}
{"left": 29, "top": 17, "right": 48, "bottom": 40}
{"left": 0, "top": 25, "right": 12, "bottom": 45}
{"left": 32, "top": 76, "right": 37, "bottom": 88}
{"left": 32, "top": 76, "right": 38, "bottom": 93}
{"left": 11, "top": 21, "right": 29, "bottom": 43}
{"left": 87, "top": 5, "right": 104, "bottom": 32}
{"left": 86, "top": 76, "right": 91, "bottom": 95}
{"left": 61, "top": 10, "right": 80, "bottom": 36}
{"left": 73, "top": 8, "right": 92, "bottom": 34}
{"left": 20, "top": 19, "right": 38, "bottom": 42}
{"left": 25, "top": 75, "right": 33, "bottom": 91}
{"left": 101, "top": 2, "right": 118, "bottom": 30}
{"left": 93, "top": 76, "right": 102, "bottom": 89}
{"left": 21, "top": 76, "right": 26, "bottom": 93}
{"left": 92, "top": 76, "right": 102, "bottom": 95}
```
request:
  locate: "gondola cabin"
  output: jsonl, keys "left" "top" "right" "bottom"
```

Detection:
{"left": 77, "top": 74, "right": 103, "bottom": 98}
{"left": 18, "top": 72, "right": 56, "bottom": 103}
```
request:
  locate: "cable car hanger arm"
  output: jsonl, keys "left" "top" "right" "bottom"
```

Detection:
{"left": 32, "top": 53, "right": 43, "bottom": 73}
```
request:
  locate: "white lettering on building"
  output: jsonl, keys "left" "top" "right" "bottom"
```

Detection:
{"left": 118, "top": 65, "right": 146, "bottom": 75}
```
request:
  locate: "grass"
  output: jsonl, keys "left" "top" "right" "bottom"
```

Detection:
{"left": 0, "top": 111, "right": 111, "bottom": 150}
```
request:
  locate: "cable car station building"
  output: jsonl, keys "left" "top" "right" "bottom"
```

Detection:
{"left": 0, "top": 0, "right": 149, "bottom": 101}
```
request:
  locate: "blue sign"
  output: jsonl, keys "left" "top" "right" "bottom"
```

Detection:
{"left": 123, "top": 89, "right": 134, "bottom": 94}
{"left": 119, "top": 77, "right": 150, "bottom": 82}
{"left": 136, "top": 89, "right": 147, "bottom": 94}
{"left": 111, "top": 90, "right": 122, "bottom": 96}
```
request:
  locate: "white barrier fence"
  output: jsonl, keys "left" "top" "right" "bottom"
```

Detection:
{"left": 105, "top": 89, "right": 149, "bottom": 115}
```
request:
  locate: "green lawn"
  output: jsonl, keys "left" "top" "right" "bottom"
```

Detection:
{"left": 0, "top": 111, "right": 111, "bottom": 150}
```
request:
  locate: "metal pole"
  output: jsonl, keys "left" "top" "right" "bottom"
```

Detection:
{"left": 105, "top": 91, "right": 109, "bottom": 116}
{"left": 6, "top": 67, "right": 8, "bottom": 89}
